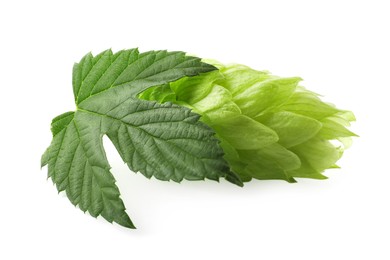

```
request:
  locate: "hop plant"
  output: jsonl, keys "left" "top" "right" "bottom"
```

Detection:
{"left": 42, "top": 49, "right": 357, "bottom": 228}
{"left": 140, "top": 62, "right": 356, "bottom": 183}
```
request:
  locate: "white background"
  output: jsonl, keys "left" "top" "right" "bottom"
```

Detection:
{"left": 1, "top": 0, "right": 389, "bottom": 259}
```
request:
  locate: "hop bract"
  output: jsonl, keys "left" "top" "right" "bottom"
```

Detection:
{"left": 140, "top": 62, "right": 356, "bottom": 183}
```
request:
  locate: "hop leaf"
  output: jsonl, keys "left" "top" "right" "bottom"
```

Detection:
{"left": 140, "top": 63, "right": 357, "bottom": 182}
{"left": 41, "top": 49, "right": 242, "bottom": 228}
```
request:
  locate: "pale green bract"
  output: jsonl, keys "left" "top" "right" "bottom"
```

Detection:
{"left": 41, "top": 49, "right": 242, "bottom": 229}
{"left": 140, "top": 62, "right": 356, "bottom": 183}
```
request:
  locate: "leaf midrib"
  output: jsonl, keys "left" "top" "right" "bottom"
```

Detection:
{"left": 76, "top": 107, "right": 210, "bottom": 142}
{"left": 77, "top": 52, "right": 205, "bottom": 107}
{"left": 76, "top": 108, "right": 214, "bottom": 161}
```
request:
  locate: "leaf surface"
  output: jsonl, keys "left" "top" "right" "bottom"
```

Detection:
{"left": 42, "top": 49, "right": 242, "bottom": 228}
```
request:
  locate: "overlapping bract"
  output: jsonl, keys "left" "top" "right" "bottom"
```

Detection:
{"left": 140, "top": 62, "right": 356, "bottom": 182}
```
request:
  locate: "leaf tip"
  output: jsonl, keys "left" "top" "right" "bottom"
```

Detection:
{"left": 225, "top": 171, "right": 244, "bottom": 187}
{"left": 114, "top": 213, "right": 136, "bottom": 229}
{"left": 287, "top": 177, "right": 297, "bottom": 183}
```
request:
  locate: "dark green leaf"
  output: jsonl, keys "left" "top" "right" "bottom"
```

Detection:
{"left": 42, "top": 49, "right": 241, "bottom": 228}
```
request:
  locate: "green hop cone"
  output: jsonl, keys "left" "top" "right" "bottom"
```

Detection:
{"left": 139, "top": 61, "right": 356, "bottom": 183}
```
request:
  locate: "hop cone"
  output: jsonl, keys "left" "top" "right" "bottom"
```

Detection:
{"left": 140, "top": 62, "right": 356, "bottom": 183}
